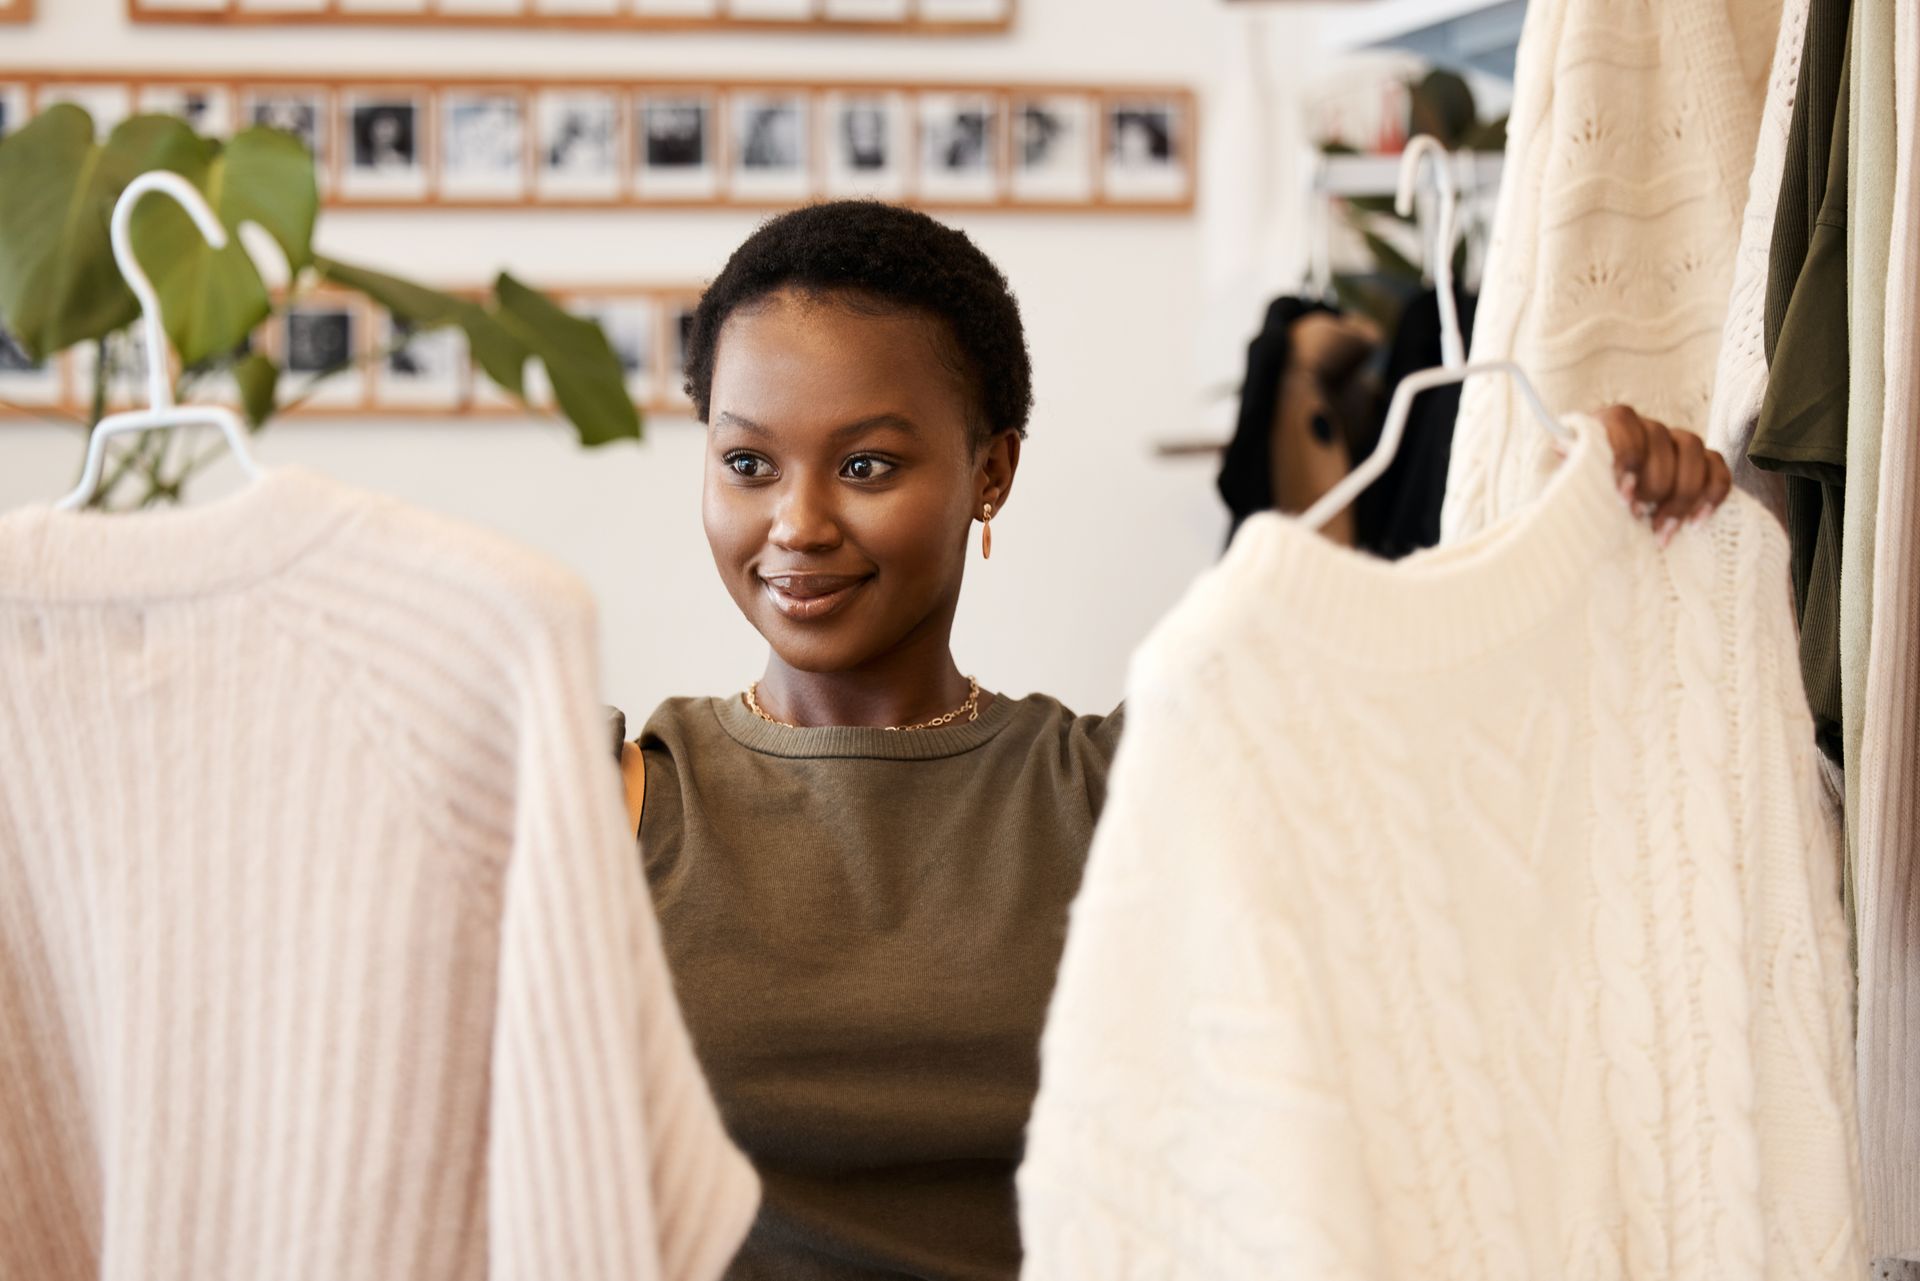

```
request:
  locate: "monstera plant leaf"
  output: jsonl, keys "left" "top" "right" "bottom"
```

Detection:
{"left": 0, "top": 106, "right": 204, "bottom": 358}
{"left": 136, "top": 125, "right": 317, "bottom": 367}
{"left": 318, "top": 256, "right": 639, "bottom": 445}
{"left": 0, "top": 107, "right": 316, "bottom": 368}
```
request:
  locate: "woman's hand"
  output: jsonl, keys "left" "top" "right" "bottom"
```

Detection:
{"left": 1597, "top": 404, "right": 1732, "bottom": 546}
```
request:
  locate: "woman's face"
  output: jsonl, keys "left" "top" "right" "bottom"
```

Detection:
{"left": 703, "top": 288, "right": 1013, "bottom": 674}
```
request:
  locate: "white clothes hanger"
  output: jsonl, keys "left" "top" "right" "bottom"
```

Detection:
{"left": 1299, "top": 135, "right": 1569, "bottom": 533}
{"left": 56, "top": 170, "right": 265, "bottom": 511}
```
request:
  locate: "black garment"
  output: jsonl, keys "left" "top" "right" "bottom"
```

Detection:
{"left": 1751, "top": 11, "right": 1852, "bottom": 763}
{"left": 1353, "top": 286, "right": 1479, "bottom": 560}
{"left": 1217, "top": 296, "right": 1336, "bottom": 542}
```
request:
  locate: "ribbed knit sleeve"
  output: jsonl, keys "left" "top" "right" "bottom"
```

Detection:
{"left": 487, "top": 566, "right": 759, "bottom": 1281}
{"left": 0, "top": 470, "right": 756, "bottom": 1281}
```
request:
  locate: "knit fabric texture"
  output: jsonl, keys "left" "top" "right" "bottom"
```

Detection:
{"left": 1020, "top": 416, "right": 1863, "bottom": 1280}
{"left": 1854, "top": 0, "right": 1920, "bottom": 1256}
{"left": 0, "top": 469, "right": 758, "bottom": 1281}
{"left": 1442, "top": 0, "right": 1783, "bottom": 542}
{"left": 1705, "top": 0, "right": 1811, "bottom": 523}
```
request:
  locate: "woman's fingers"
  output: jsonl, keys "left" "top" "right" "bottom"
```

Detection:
{"left": 1655, "top": 428, "right": 1708, "bottom": 531}
{"left": 1600, "top": 403, "right": 1648, "bottom": 501}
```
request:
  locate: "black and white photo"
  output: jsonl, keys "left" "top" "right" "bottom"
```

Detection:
{"left": 1011, "top": 94, "right": 1094, "bottom": 202}
{"left": 1103, "top": 98, "right": 1188, "bottom": 201}
{"left": 0, "top": 323, "right": 38, "bottom": 374}
{"left": 248, "top": 90, "right": 327, "bottom": 168}
{"left": 664, "top": 299, "right": 697, "bottom": 405}
{"left": 440, "top": 91, "right": 527, "bottom": 198}
{"left": 822, "top": 92, "right": 906, "bottom": 199}
{"left": 0, "top": 88, "right": 20, "bottom": 142}
{"left": 375, "top": 312, "right": 467, "bottom": 407}
{"left": 343, "top": 94, "right": 427, "bottom": 198}
{"left": 536, "top": 90, "right": 620, "bottom": 199}
{"left": 281, "top": 303, "right": 367, "bottom": 408}
{"left": 635, "top": 94, "right": 719, "bottom": 198}
{"left": 581, "top": 298, "right": 654, "bottom": 400}
{"left": 139, "top": 85, "right": 232, "bottom": 135}
{"left": 730, "top": 92, "right": 809, "bottom": 199}
{"left": 919, "top": 92, "right": 999, "bottom": 202}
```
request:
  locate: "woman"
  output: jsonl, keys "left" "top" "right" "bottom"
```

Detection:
{"left": 621, "top": 200, "right": 1731, "bottom": 1280}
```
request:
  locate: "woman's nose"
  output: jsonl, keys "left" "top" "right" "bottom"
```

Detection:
{"left": 768, "top": 477, "right": 841, "bottom": 553}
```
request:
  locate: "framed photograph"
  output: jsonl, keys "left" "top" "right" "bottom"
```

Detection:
{"left": 1103, "top": 96, "right": 1190, "bottom": 202}
{"left": 0, "top": 318, "right": 62, "bottom": 407}
{"left": 439, "top": 90, "right": 528, "bottom": 200}
{"left": 823, "top": 0, "right": 910, "bottom": 18}
{"left": 578, "top": 297, "right": 654, "bottom": 404}
{"left": 535, "top": 89, "right": 622, "bottom": 201}
{"left": 1010, "top": 94, "right": 1094, "bottom": 203}
{"left": 728, "top": 0, "right": 811, "bottom": 17}
{"left": 341, "top": 91, "right": 428, "bottom": 200}
{"left": 917, "top": 91, "right": 1000, "bottom": 203}
{"left": 245, "top": 88, "right": 331, "bottom": 187}
{"left": 632, "top": 0, "right": 719, "bottom": 13}
{"left": 279, "top": 301, "right": 366, "bottom": 408}
{"left": 0, "top": 85, "right": 26, "bottom": 142}
{"left": 374, "top": 312, "right": 467, "bottom": 408}
{"left": 917, "top": 0, "right": 1008, "bottom": 22}
{"left": 634, "top": 91, "right": 719, "bottom": 200}
{"left": 662, "top": 297, "right": 697, "bottom": 409}
{"left": 822, "top": 91, "right": 907, "bottom": 199}
{"left": 35, "top": 84, "right": 131, "bottom": 137}
{"left": 729, "top": 91, "right": 810, "bottom": 201}
{"left": 67, "top": 328, "right": 151, "bottom": 409}
{"left": 138, "top": 85, "right": 234, "bottom": 136}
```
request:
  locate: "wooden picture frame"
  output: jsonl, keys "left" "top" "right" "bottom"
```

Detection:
{"left": 0, "top": 70, "right": 1198, "bottom": 215}
{"left": 125, "top": 0, "right": 1014, "bottom": 34}
{"left": 0, "top": 285, "right": 719, "bottom": 422}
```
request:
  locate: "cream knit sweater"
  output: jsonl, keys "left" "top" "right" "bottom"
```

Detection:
{"left": 1020, "top": 418, "right": 1862, "bottom": 1280}
{"left": 0, "top": 469, "right": 758, "bottom": 1280}
{"left": 1443, "top": 0, "right": 1782, "bottom": 541}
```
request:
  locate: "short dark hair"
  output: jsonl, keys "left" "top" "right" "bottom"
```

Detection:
{"left": 683, "top": 201, "right": 1033, "bottom": 440}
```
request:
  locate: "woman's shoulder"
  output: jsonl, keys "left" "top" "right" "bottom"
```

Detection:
{"left": 1002, "top": 692, "right": 1125, "bottom": 763}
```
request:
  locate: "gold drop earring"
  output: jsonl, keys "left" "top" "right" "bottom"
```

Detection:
{"left": 981, "top": 502, "right": 995, "bottom": 560}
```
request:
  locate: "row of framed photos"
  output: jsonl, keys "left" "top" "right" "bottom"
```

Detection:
{"left": 0, "top": 74, "right": 1196, "bottom": 211}
{"left": 128, "top": 0, "right": 1012, "bottom": 31}
{"left": 0, "top": 288, "right": 704, "bottom": 420}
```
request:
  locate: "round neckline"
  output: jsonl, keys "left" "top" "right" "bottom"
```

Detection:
{"left": 0, "top": 467, "right": 362, "bottom": 602}
{"left": 1233, "top": 414, "right": 1634, "bottom": 670}
{"left": 710, "top": 684, "right": 1022, "bottom": 760}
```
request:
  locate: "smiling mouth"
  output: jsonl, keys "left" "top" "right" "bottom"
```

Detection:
{"left": 759, "top": 573, "right": 870, "bottom": 622}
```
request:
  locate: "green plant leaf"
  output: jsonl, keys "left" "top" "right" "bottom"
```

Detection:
{"left": 315, "top": 255, "right": 529, "bottom": 393}
{"left": 135, "top": 125, "right": 318, "bottom": 367}
{"left": 316, "top": 256, "right": 639, "bottom": 446}
{"left": 493, "top": 273, "right": 639, "bottom": 447}
{"left": 0, "top": 106, "right": 208, "bottom": 359}
{"left": 233, "top": 351, "right": 279, "bottom": 427}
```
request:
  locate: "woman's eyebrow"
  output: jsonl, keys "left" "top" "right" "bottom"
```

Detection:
{"left": 713, "top": 411, "right": 920, "bottom": 441}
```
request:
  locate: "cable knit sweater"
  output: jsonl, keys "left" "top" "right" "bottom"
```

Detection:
{"left": 1020, "top": 417, "right": 1862, "bottom": 1280}
{"left": 1442, "top": 0, "right": 1782, "bottom": 541}
{"left": 0, "top": 469, "right": 758, "bottom": 1280}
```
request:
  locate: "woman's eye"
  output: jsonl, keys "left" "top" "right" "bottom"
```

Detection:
{"left": 725, "top": 453, "right": 770, "bottom": 479}
{"left": 842, "top": 455, "right": 896, "bottom": 481}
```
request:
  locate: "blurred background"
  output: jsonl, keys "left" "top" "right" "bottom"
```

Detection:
{"left": 0, "top": 0, "right": 1526, "bottom": 717}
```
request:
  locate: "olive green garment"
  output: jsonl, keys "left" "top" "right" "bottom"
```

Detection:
{"left": 637, "top": 692, "right": 1123, "bottom": 1281}
{"left": 1753, "top": 25, "right": 1852, "bottom": 764}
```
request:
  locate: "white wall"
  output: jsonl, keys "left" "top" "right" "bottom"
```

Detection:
{"left": 0, "top": 0, "right": 1323, "bottom": 720}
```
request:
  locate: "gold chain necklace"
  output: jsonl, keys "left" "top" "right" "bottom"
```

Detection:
{"left": 744, "top": 676, "right": 982, "bottom": 733}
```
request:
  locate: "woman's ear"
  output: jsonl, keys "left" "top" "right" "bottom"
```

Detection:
{"left": 978, "top": 429, "right": 1022, "bottom": 513}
